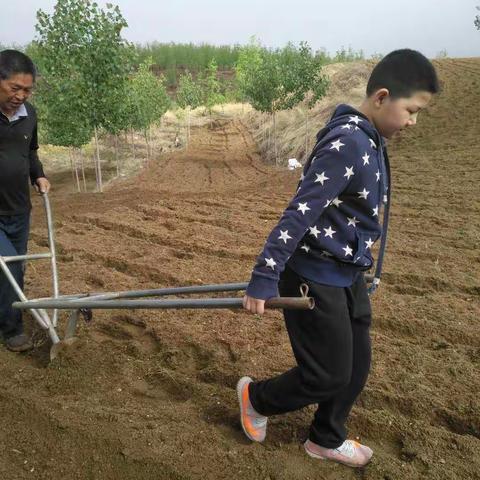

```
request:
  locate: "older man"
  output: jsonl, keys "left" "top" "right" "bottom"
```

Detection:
{"left": 0, "top": 49, "right": 50, "bottom": 352}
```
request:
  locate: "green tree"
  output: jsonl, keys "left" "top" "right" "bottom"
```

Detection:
{"left": 177, "top": 71, "right": 202, "bottom": 144}
{"left": 236, "top": 39, "right": 329, "bottom": 164}
{"left": 475, "top": 6, "right": 480, "bottom": 29}
{"left": 34, "top": 0, "right": 132, "bottom": 192}
{"left": 199, "top": 59, "right": 225, "bottom": 116}
{"left": 34, "top": 79, "right": 92, "bottom": 192}
{"left": 129, "top": 58, "right": 171, "bottom": 160}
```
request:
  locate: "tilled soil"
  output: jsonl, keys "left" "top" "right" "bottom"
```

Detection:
{"left": 0, "top": 58, "right": 479, "bottom": 480}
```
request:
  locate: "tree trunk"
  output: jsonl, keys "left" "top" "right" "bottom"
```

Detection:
{"left": 114, "top": 135, "right": 120, "bottom": 177}
{"left": 69, "top": 148, "right": 75, "bottom": 191}
{"left": 79, "top": 148, "right": 87, "bottom": 192}
{"left": 131, "top": 128, "right": 136, "bottom": 161}
{"left": 94, "top": 125, "right": 103, "bottom": 193}
{"left": 69, "top": 148, "right": 80, "bottom": 192}
{"left": 263, "top": 113, "right": 266, "bottom": 146}
{"left": 144, "top": 130, "right": 150, "bottom": 161}
{"left": 305, "top": 110, "right": 309, "bottom": 161}
{"left": 73, "top": 148, "right": 81, "bottom": 192}
{"left": 267, "top": 114, "right": 271, "bottom": 158}
{"left": 273, "top": 111, "right": 278, "bottom": 166}
{"left": 187, "top": 110, "right": 191, "bottom": 148}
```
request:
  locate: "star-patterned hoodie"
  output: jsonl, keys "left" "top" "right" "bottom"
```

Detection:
{"left": 246, "top": 104, "right": 390, "bottom": 300}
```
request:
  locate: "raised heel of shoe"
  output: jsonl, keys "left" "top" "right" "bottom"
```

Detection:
{"left": 304, "top": 441, "right": 327, "bottom": 460}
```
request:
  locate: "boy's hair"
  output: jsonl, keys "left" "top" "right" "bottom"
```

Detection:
{"left": 367, "top": 49, "right": 439, "bottom": 99}
{"left": 0, "top": 49, "right": 36, "bottom": 81}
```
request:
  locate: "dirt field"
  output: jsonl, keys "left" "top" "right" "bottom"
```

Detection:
{"left": 0, "top": 58, "right": 479, "bottom": 480}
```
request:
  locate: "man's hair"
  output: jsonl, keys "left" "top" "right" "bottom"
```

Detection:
{"left": 367, "top": 49, "right": 439, "bottom": 99}
{"left": 0, "top": 49, "right": 36, "bottom": 81}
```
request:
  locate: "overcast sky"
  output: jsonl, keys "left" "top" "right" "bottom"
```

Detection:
{"left": 1, "top": 0, "right": 479, "bottom": 58}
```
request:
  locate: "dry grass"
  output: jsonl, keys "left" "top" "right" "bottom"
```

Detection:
{"left": 243, "top": 61, "right": 375, "bottom": 165}
{"left": 39, "top": 103, "right": 252, "bottom": 192}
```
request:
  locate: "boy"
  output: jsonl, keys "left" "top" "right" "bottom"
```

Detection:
{"left": 238, "top": 49, "right": 439, "bottom": 468}
{"left": 0, "top": 50, "right": 50, "bottom": 352}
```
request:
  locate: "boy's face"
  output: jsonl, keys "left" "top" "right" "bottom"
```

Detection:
{"left": 373, "top": 90, "right": 432, "bottom": 139}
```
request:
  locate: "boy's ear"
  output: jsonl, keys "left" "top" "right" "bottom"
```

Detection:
{"left": 373, "top": 88, "right": 390, "bottom": 108}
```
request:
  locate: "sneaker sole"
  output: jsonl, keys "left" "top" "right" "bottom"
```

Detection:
{"left": 304, "top": 443, "right": 327, "bottom": 460}
{"left": 237, "top": 376, "right": 264, "bottom": 442}
{"left": 304, "top": 441, "right": 372, "bottom": 468}
{"left": 6, "top": 342, "right": 33, "bottom": 352}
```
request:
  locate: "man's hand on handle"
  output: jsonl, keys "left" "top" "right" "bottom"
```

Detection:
{"left": 35, "top": 177, "right": 51, "bottom": 194}
{"left": 243, "top": 295, "right": 266, "bottom": 315}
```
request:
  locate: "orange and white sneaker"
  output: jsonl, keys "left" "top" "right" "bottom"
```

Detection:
{"left": 304, "top": 438, "right": 373, "bottom": 468}
{"left": 236, "top": 376, "right": 268, "bottom": 442}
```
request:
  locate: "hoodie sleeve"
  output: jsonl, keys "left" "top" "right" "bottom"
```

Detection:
{"left": 246, "top": 131, "right": 360, "bottom": 300}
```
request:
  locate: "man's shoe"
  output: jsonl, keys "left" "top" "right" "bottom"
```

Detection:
{"left": 5, "top": 333, "right": 33, "bottom": 352}
{"left": 236, "top": 376, "right": 268, "bottom": 442}
{"left": 304, "top": 438, "right": 373, "bottom": 468}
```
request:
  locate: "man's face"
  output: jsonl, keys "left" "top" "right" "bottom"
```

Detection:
{"left": 375, "top": 90, "right": 433, "bottom": 139}
{"left": 0, "top": 73, "right": 34, "bottom": 113}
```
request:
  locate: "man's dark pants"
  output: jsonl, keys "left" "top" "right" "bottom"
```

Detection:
{"left": 249, "top": 265, "right": 372, "bottom": 449}
{"left": 0, "top": 213, "right": 30, "bottom": 338}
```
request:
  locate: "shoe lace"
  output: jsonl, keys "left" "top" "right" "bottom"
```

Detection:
{"left": 335, "top": 440, "right": 356, "bottom": 458}
{"left": 251, "top": 416, "right": 267, "bottom": 428}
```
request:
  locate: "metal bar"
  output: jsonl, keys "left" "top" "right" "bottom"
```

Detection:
{"left": 0, "top": 257, "right": 60, "bottom": 343}
{"left": 71, "top": 275, "right": 374, "bottom": 302}
{"left": 14, "top": 296, "right": 314, "bottom": 311}
{"left": 26, "top": 282, "right": 251, "bottom": 303}
{"left": 14, "top": 276, "right": 376, "bottom": 303}
{"left": 42, "top": 193, "right": 60, "bottom": 327}
{"left": 3, "top": 253, "right": 52, "bottom": 263}
{"left": 64, "top": 310, "right": 79, "bottom": 340}
{"left": 82, "top": 282, "right": 250, "bottom": 301}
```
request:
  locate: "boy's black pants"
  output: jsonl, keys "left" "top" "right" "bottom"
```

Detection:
{"left": 249, "top": 265, "right": 372, "bottom": 448}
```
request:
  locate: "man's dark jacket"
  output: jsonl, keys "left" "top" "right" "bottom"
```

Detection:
{"left": 0, "top": 101, "right": 45, "bottom": 215}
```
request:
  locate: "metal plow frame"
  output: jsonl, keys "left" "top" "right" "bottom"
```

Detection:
{"left": 3, "top": 194, "right": 315, "bottom": 360}
{"left": 0, "top": 193, "right": 60, "bottom": 347}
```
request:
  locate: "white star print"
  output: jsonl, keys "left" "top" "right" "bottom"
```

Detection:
{"left": 330, "top": 139, "right": 345, "bottom": 152}
{"left": 344, "top": 166, "right": 355, "bottom": 179}
{"left": 365, "top": 238, "right": 374, "bottom": 249}
{"left": 315, "top": 171, "right": 330, "bottom": 185}
{"left": 362, "top": 152, "right": 370, "bottom": 166}
{"left": 324, "top": 226, "right": 336, "bottom": 238}
{"left": 300, "top": 243, "right": 310, "bottom": 253}
{"left": 278, "top": 230, "right": 292, "bottom": 244}
{"left": 341, "top": 124, "right": 352, "bottom": 130}
{"left": 372, "top": 206, "right": 379, "bottom": 217}
{"left": 358, "top": 188, "right": 370, "bottom": 200}
{"left": 321, "top": 250, "right": 333, "bottom": 257}
{"left": 347, "top": 216, "right": 360, "bottom": 227}
{"left": 324, "top": 199, "right": 332, "bottom": 208}
{"left": 332, "top": 197, "right": 343, "bottom": 208}
{"left": 343, "top": 245, "right": 353, "bottom": 257}
{"left": 376, "top": 170, "right": 381, "bottom": 182}
{"left": 369, "top": 138, "right": 377, "bottom": 149}
{"left": 265, "top": 257, "right": 277, "bottom": 270}
{"left": 297, "top": 202, "right": 311, "bottom": 215}
{"left": 309, "top": 225, "right": 321, "bottom": 238}
{"left": 349, "top": 115, "right": 362, "bottom": 125}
